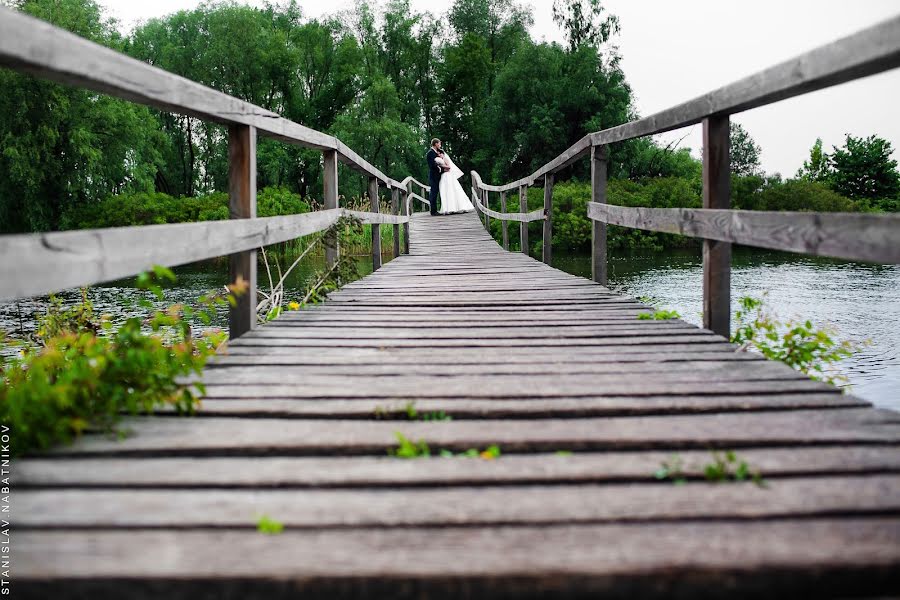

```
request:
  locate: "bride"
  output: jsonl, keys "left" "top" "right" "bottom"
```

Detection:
{"left": 433, "top": 150, "right": 475, "bottom": 214}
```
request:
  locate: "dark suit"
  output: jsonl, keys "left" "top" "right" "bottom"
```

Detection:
{"left": 426, "top": 147, "right": 441, "bottom": 215}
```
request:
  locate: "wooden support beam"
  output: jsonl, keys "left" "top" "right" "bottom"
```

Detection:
{"left": 483, "top": 189, "right": 491, "bottom": 232}
{"left": 519, "top": 185, "right": 529, "bottom": 256}
{"left": 227, "top": 124, "right": 257, "bottom": 339}
{"left": 702, "top": 115, "right": 731, "bottom": 338}
{"left": 403, "top": 181, "right": 411, "bottom": 254}
{"left": 500, "top": 191, "right": 509, "bottom": 251}
{"left": 391, "top": 186, "right": 401, "bottom": 258}
{"left": 542, "top": 174, "right": 554, "bottom": 265}
{"left": 591, "top": 145, "right": 609, "bottom": 286}
{"left": 369, "top": 177, "right": 381, "bottom": 271}
{"left": 323, "top": 149, "right": 339, "bottom": 268}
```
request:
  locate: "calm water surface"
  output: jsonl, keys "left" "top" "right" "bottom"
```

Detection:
{"left": 554, "top": 248, "right": 900, "bottom": 411}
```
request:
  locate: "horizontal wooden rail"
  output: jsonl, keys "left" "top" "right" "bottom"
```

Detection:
{"left": 588, "top": 203, "right": 900, "bottom": 264}
{"left": 483, "top": 15, "right": 900, "bottom": 193}
{"left": 0, "top": 7, "right": 399, "bottom": 188}
{"left": 470, "top": 187, "right": 545, "bottom": 222}
{"left": 407, "top": 193, "right": 431, "bottom": 209}
{"left": 398, "top": 176, "right": 430, "bottom": 194}
{"left": 0, "top": 209, "right": 407, "bottom": 300}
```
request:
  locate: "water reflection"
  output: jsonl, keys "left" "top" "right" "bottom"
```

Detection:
{"left": 554, "top": 248, "right": 900, "bottom": 410}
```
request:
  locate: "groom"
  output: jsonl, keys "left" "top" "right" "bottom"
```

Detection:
{"left": 425, "top": 138, "right": 443, "bottom": 216}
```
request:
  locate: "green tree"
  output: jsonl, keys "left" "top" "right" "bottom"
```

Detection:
{"left": 0, "top": 0, "right": 166, "bottom": 232}
{"left": 796, "top": 138, "right": 831, "bottom": 182}
{"left": 552, "top": 0, "right": 620, "bottom": 53}
{"left": 828, "top": 134, "right": 900, "bottom": 200}
{"left": 729, "top": 122, "right": 762, "bottom": 177}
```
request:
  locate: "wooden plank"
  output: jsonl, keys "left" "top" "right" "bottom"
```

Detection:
{"left": 40, "top": 409, "right": 900, "bottom": 457}
{"left": 19, "top": 445, "right": 893, "bottom": 488}
{"left": 185, "top": 393, "right": 864, "bottom": 419}
{"left": 197, "top": 378, "right": 836, "bottom": 400}
{"left": 16, "top": 520, "right": 900, "bottom": 596}
{"left": 369, "top": 177, "right": 381, "bottom": 271}
{"left": 702, "top": 115, "right": 731, "bottom": 337}
{"left": 543, "top": 173, "right": 553, "bottom": 264}
{"left": 591, "top": 145, "right": 608, "bottom": 285}
{"left": 15, "top": 475, "right": 900, "bottom": 529}
{"left": 227, "top": 124, "right": 257, "bottom": 339}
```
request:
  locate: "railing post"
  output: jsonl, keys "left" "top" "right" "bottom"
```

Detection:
{"left": 402, "top": 181, "right": 411, "bottom": 254}
{"left": 323, "top": 149, "right": 339, "bottom": 268}
{"left": 391, "top": 185, "right": 401, "bottom": 258}
{"left": 519, "top": 184, "right": 529, "bottom": 256}
{"left": 542, "top": 173, "right": 553, "bottom": 265}
{"left": 500, "top": 191, "right": 508, "bottom": 250}
{"left": 483, "top": 189, "right": 490, "bottom": 232}
{"left": 369, "top": 176, "right": 381, "bottom": 271}
{"left": 591, "top": 145, "right": 609, "bottom": 285}
{"left": 227, "top": 124, "right": 257, "bottom": 339}
{"left": 702, "top": 115, "right": 731, "bottom": 337}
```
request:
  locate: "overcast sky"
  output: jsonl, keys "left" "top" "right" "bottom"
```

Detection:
{"left": 101, "top": 0, "right": 900, "bottom": 177}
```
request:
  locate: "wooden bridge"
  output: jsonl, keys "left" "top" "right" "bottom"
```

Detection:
{"left": 3, "top": 7, "right": 900, "bottom": 599}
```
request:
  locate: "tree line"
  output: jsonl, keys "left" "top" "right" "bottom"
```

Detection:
{"left": 0, "top": 0, "right": 897, "bottom": 242}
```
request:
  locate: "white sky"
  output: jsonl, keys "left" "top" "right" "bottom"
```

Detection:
{"left": 101, "top": 0, "right": 900, "bottom": 177}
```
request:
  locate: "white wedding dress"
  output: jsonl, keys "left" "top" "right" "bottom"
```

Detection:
{"left": 434, "top": 153, "right": 475, "bottom": 214}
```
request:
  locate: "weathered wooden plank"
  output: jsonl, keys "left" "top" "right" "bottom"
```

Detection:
{"left": 19, "top": 445, "right": 892, "bottom": 489}
{"left": 500, "top": 191, "right": 509, "bottom": 249}
{"left": 188, "top": 393, "right": 864, "bottom": 419}
{"left": 16, "top": 520, "right": 900, "bottom": 599}
{"left": 41, "top": 409, "right": 900, "bottom": 457}
{"left": 199, "top": 358, "right": 801, "bottom": 380}
{"left": 227, "top": 124, "right": 257, "bottom": 339}
{"left": 587, "top": 203, "right": 900, "bottom": 264}
{"left": 369, "top": 177, "right": 382, "bottom": 271}
{"left": 391, "top": 186, "right": 401, "bottom": 258}
{"left": 228, "top": 334, "right": 723, "bottom": 349}
{"left": 702, "top": 115, "right": 731, "bottom": 337}
{"left": 198, "top": 378, "right": 836, "bottom": 400}
{"left": 519, "top": 184, "right": 529, "bottom": 255}
{"left": 15, "top": 475, "right": 900, "bottom": 529}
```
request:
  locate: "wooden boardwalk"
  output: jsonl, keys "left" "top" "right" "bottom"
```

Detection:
{"left": 16, "top": 211, "right": 900, "bottom": 598}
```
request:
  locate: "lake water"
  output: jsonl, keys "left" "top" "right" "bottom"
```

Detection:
{"left": 554, "top": 248, "right": 900, "bottom": 411}
{"left": 3, "top": 247, "right": 897, "bottom": 410}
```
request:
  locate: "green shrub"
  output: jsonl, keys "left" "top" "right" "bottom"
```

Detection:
{"left": 0, "top": 267, "right": 242, "bottom": 456}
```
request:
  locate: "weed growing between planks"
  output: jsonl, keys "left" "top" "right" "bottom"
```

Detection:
{"left": 388, "top": 433, "right": 500, "bottom": 459}
{"left": 655, "top": 451, "right": 766, "bottom": 487}
{"left": 374, "top": 401, "right": 452, "bottom": 421}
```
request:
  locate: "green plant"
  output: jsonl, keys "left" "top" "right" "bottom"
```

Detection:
{"left": 373, "top": 401, "right": 452, "bottom": 421}
{"left": 731, "top": 295, "right": 858, "bottom": 386}
{"left": 256, "top": 514, "right": 284, "bottom": 535}
{"left": 637, "top": 309, "right": 681, "bottom": 320}
{"left": 654, "top": 455, "right": 686, "bottom": 485}
{"left": 702, "top": 451, "right": 766, "bottom": 488}
{"left": 654, "top": 451, "right": 766, "bottom": 487}
{"left": 0, "top": 267, "right": 242, "bottom": 457}
{"left": 389, "top": 432, "right": 431, "bottom": 458}
{"left": 439, "top": 445, "right": 501, "bottom": 460}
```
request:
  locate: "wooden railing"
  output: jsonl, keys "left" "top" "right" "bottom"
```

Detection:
{"left": 0, "top": 7, "right": 429, "bottom": 338}
{"left": 472, "top": 14, "right": 900, "bottom": 337}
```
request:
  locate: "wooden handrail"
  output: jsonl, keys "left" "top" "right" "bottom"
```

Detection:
{"left": 478, "top": 15, "right": 900, "bottom": 193}
{"left": 0, "top": 7, "right": 402, "bottom": 188}
{"left": 470, "top": 13, "right": 900, "bottom": 336}
{"left": 0, "top": 210, "right": 408, "bottom": 301}
{"left": 0, "top": 6, "right": 423, "bottom": 335}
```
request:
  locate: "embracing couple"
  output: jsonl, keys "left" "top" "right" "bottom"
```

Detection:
{"left": 425, "top": 138, "right": 475, "bottom": 216}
